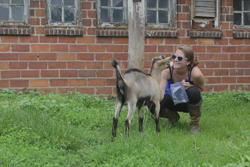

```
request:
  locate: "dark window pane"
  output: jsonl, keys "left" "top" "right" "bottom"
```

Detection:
{"left": 234, "top": 13, "right": 242, "bottom": 25}
{"left": 0, "top": 5, "right": 9, "bottom": 20}
{"left": 64, "top": 0, "right": 74, "bottom": 6}
{"left": 147, "top": 0, "right": 156, "bottom": 8}
{"left": 51, "top": 0, "right": 62, "bottom": 6}
{"left": 113, "top": 9, "right": 123, "bottom": 23}
{"left": 159, "top": 10, "right": 168, "bottom": 23}
{"left": 244, "top": 12, "right": 250, "bottom": 25}
{"left": 244, "top": 0, "right": 250, "bottom": 11}
{"left": 100, "top": 8, "right": 110, "bottom": 22}
{"left": 0, "top": 0, "right": 9, "bottom": 4}
{"left": 11, "top": 6, "right": 24, "bottom": 21}
{"left": 147, "top": 10, "right": 156, "bottom": 23}
{"left": 113, "top": 0, "right": 123, "bottom": 7}
{"left": 12, "top": 0, "right": 23, "bottom": 4}
{"left": 100, "top": 0, "right": 110, "bottom": 7}
{"left": 64, "top": 7, "right": 75, "bottom": 22}
{"left": 233, "top": 0, "right": 242, "bottom": 11}
{"left": 159, "top": 0, "right": 168, "bottom": 9}
{"left": 51, "top": 7, "right": 62, "bottom": 21}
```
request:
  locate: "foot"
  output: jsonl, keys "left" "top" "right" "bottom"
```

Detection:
{"left": 190, "top": 125, "right": 200, "bottom": 134}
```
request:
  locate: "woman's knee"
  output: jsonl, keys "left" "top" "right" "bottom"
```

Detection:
{"left": 186, "top": 86, "right": 202, "bottom": 104}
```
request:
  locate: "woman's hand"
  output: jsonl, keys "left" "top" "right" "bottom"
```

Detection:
{"left": 181, "top": 79, "right": 191, "bottom": 90}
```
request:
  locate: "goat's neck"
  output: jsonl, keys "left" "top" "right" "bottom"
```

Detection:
{"left": 150, "top": 70, "right": 162, "bottom": 84}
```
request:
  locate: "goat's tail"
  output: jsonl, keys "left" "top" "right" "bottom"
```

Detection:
{"left": 111, "top": 58, "right": 125, "bottom": 95}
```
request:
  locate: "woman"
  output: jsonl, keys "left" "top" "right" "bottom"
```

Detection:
{"left": 150, "top": 45, "right": 205, "bottom": 134}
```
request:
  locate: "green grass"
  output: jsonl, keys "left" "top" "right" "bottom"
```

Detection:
{"left": 0, "top": 88, "right": 249, "bottom": 167}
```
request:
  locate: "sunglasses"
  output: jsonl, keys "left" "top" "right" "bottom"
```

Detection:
{"left": 171, "top": 54, "right": 188, "bottom": 61}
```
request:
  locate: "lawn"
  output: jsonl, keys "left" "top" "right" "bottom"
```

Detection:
{"left": 0, "top": 88, "right": 249, "bottom": 167}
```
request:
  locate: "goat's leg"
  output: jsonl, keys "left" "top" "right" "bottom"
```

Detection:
{"left": 125, "top": 101, "right": 136, "bottom": 137}
{"left": 112, "top": 99, "right": 124, "bottom": 137}
{"left": 154, "top": 101, "right": 160, "bottom": 133}
{"left": 138, "top": 107, "right": 143, "bottom": 132}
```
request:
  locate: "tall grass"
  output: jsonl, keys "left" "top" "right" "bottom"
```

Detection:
{"left": 0, "top": 88, "right": 249, "bottom": 166}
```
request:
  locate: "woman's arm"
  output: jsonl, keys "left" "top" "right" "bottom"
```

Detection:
{"left": 160, "top": 67, "right": 171, "bottom": 99}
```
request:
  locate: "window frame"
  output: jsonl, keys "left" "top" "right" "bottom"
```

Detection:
{"left": 233, "top": 0, "right": 250, "bottom": 30}
{"left": 96, "top": 0, "right": 128, "bottom": 28}
{"left": 145, "top": 0, "right": 177, "bottom": 29}
{"left": 0, "top": 0, "right": 30, "bottom": 27}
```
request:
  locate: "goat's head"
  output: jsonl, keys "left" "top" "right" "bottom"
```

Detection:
{"left": 150, "top": 55, "right": 171, "bottom": 73}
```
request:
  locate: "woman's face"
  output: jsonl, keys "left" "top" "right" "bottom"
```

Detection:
{"left": 172, "top": 49, "right": 190, "bottom": 69}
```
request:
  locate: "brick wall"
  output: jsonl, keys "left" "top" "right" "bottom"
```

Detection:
{"left": 0, "top": 0, "right": 250, "bottom": 96}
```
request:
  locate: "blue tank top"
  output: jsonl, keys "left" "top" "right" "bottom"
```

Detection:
{"left": 165, "top": 65, "right": 193, "bottom": 95}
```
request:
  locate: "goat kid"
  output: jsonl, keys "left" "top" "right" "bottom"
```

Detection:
{"left": 111, "top": 55, "right": 171, "bottom": 137}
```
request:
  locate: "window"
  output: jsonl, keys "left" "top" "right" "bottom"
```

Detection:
{"left": 45, "top": 0, "right": 83, "bottom": 36}
{"left": 233, "top": 0, "right": 250, "bottom": 28}
{"left": 97, "top": 0, "right": 128, "bottom": 28}
{"left": 0, "top": 0, "right": 30, "bottom": 35}
{"left": 190, "top": 0, "right": 222, "bottom": 38}
{"left": 96, "top": 0, "right": 177, "bottom": 37}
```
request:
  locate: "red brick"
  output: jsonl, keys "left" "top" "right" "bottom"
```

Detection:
{"left": 96, "top": 70, "right": 113, "bottom": 77}
{"left": 207, "top": 46, "right": 221, "bottom": 53}
{"left": 214, "top": 39, "right": 229, "bottom": 45}
{"left": 77, "top": 53, "right": 94, "bottom": 60}
{"left": 230, "top": 69, "right": 244, "bottom": 75}
{"left": 31, "top": 45, "right": 50, "bottom": 52}
{"left": 198, "top": 54, "right": 213, "bottom": 60}
{"left": 88, "top": 79, "right": 105, "bottom": 86}
{"left": 230, "top": 54, "right": 244, "bottom": 60}
{"left": 88, "top": 10, "right": 96, "bottom": 18}
{"left": 51, "top": 44, "right": 68, "bottom": 52}
{"left": 191, "top": 46, "right": 206, "bottom": 52}
{"left": 222, "top": 46, "right": 237, "bottom": 53}
{"left": 86, "top": 62, "right": 103, "bottom": 69}
{"left": 96, "top": 87, "right": 113, "bottom": 95}
{"left": 29, "top": 62, "right": 47, "bottom": 69}
{"left": 182, "top": 38, "right": 197, "bottom": 44}
{"left": 214, "top": 85, "right": 229, "bottom": 91}
{"left": 177, "top": 13, "right": 186, "bottom": 20}
{"left": 1, "top": 71, "right": 20, "bottom": 78}
{"left": 96, "top": 53, "right": 113, "bottom": 60}
{"left": 145, "top": 45, "right": 157, "bottom": 52}
{"left": 58, "top": 88, "right": 76, "bottom": 94}
{"left": 236, "top": 61, "right": 250, "bottom": 68}
{"left": 158, "top": 46, "right": 174, "bottom": 52}
{"left": 114, "top": 53, "right": 128, "bottom": 60}
{"left": 30, "top": 79, "right": 49, "bottom": 87}
{"left": 21, "top": 70, "right": 39, "bottom": 78}
{"left": 58, "top": 53, "right": 76, "bottom": 60}
{"left": 205, "top": 61, "right": 220, "bottom": 68}
{"left": 19, "top": 53, "right": 38, "bottom": 60}
{"left": 148, "top": 38, "right": 164, "bottom": 44}
{"left": 40, "top": 36, "right": 58, "bottom": 43}
{"left": 222, "top": 77, "right": 236, "bottom": 83}
{"left": 0, "top": 53, "right": 18, "bottom": 60}
{"left": 1, "top": 36, "right": 18, "bottom": 43}
{"left": 77, "top": 88, "right": 94, "bottom": 95}
{"left": 82, "top": 2, "right": 91, "bottom": 9}
{"left": 50, "top": 79, "right": 68, "bottom": 86}
{"left": 79, "top": 70, "right": 95, "bottom": 77}
{"left": 36, "top": 27, "right": 45, "bottom": 34}
{"left": 221, "top": 61, "right": 236, "bottom": 68}
{"left": 59, "top": 37, "right": 76, "bottom": 43}
{"left": 237, "top": 77, "right": 250, "bottom": 83}
{"left": 88, "top": 45, "right": 105, "bottom": 52}
{"left": 114, "top": 38, "right": 129, "bottom": 44}
{"left": 48, "top": 62, "right": 66, "bottom": 69}
{"left": 69, "top": 79, "right": 86, "bottom": 86}
{"left": 67, "top": 62, "right": 85, "bottom": 69}
{"left": 245, "top": 54, "right": 250, "bottom": 60}
{"left": 165, "top": 38, "right": 181, "bottom": 44}
{"left": 10, "top": 80, "right": 29, "bottom": 87}
{"left": 205, "top": 77, "right": 221, "bottom": 84}
{"left": 214, "top": 69, "right": 229, "bottom": 76}
{"left": 9, "top": 62, "right": 28, "bottom": 69}
{"left": 31, "top": 18, "right": 40, "bottom": 25}
{"left": 197, "top": 38, "right": 213, "bottom": 45}
{"left": 0, "top": 62, "right": 8, "bottom": 69}
{"left": 106, "top": 79, "right": 116, "bottom": 86}
{"left": 20, "top": 36, "right": 39, "bottom": 43}
{"left": 214, "top": 54, "right": 229, "bottom": 60}
{"left": 200, "top": 69, "right": 213, "bottom": 76}
{"left": 238, "top": 46, "right": 249, "bottom": 52}
{"left": 70, "top": 45, "right": 88, "bottom": 52}
{"left": 96, "top": 37, "right": 112, "bottom": 43}
{"left": 229, "top": 39, "right": 243, "bottom": 45}
{"left": 0, "top": 80, "right": 9, "bottom": 87}
{"left": 39, "top": 53, "right": 57, "bottom": 60}
{"left": 30, "top": 1, "right": 39, "bottom": 7}
{"left": 0, "top": 44, "right": 10, "bottom": 52}
{"left": 12, "top": 45, "right": 30, "bottom": 52}
{"left": 41, "top": 70, "right": 59, "bottom": 77}
{"left": 60, "top": 70, "right": 77, "bottom": 77}
{"left": 78, "top": 36, "right": 95, "bottom": 43}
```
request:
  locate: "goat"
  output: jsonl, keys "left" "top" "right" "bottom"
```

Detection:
{"left": 111, "top": 55, "right": 171, "bottom": 137}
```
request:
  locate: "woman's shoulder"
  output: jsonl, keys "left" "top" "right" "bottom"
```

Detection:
{"left": 191, "top": 66, "right": 204, "bottom": 79}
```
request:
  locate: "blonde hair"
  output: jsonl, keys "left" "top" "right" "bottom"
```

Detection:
{"left": 176, "top": 45, "right": 199, "bottom": 69}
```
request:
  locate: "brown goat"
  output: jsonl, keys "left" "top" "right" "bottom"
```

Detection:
{"left": 111, "top": 55, "right": 171, "bottom": 137}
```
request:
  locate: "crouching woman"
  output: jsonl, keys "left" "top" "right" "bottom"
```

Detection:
{"left": 151, "top": 45, "right": 205, "bottom": 134}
